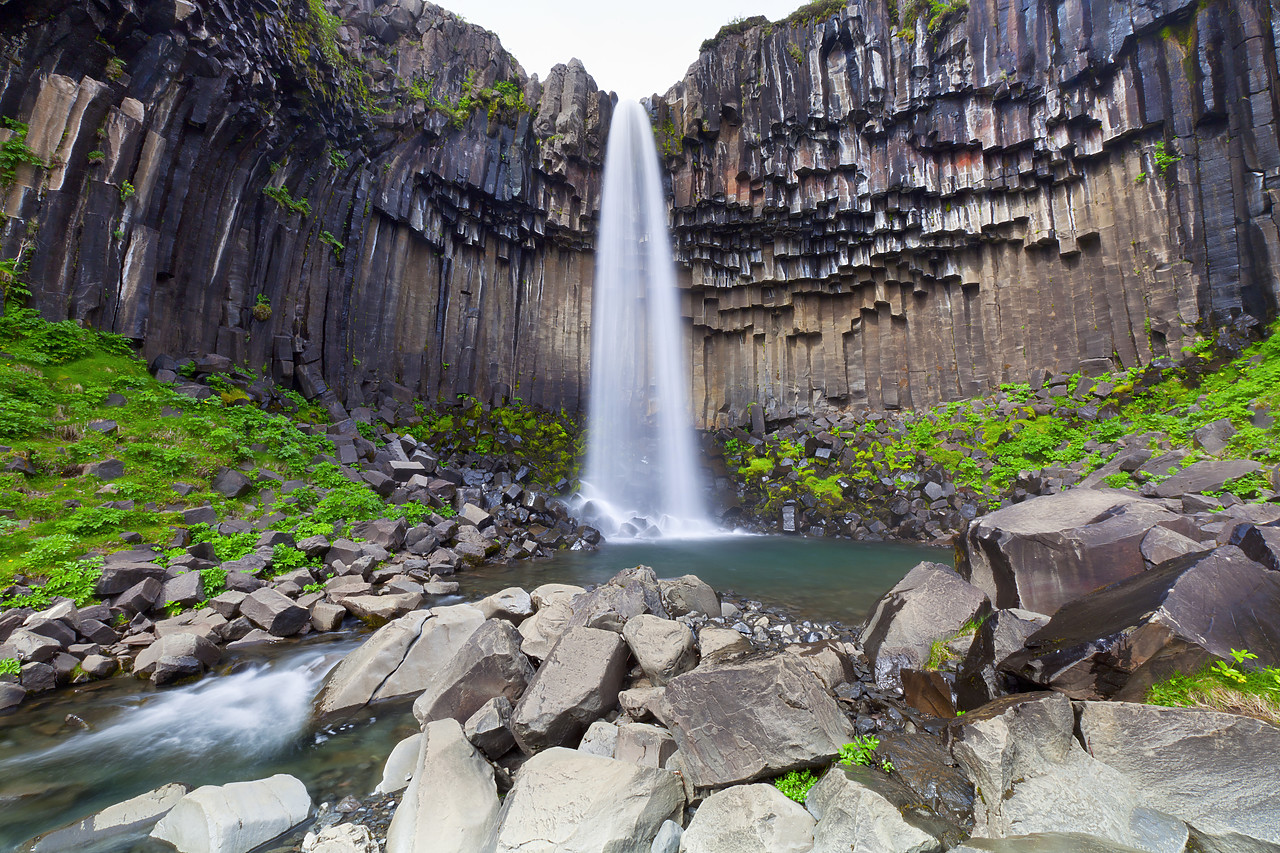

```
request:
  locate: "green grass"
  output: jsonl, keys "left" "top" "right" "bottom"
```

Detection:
{"left": 1147, "top": 649, "right": 1280, "bottom": 726}
{"left": 774, "top": 768, "right": 818, "bottom": 803}
{"left": 925, "top": 615, "right": 987, "bottom": 671}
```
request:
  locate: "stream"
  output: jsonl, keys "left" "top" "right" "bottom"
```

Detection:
{"left": 0, "top": 535, "right": 948, "bottom": 850}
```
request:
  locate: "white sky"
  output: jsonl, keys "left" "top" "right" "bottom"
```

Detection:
{"left": 434, "top": 0, "right": 807, "bottom": 101}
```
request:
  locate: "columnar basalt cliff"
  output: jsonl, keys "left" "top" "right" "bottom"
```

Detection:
{"left": 2, "top": 0, "right": 1278, "bottom": 426}
{"left": 659, "top": 0, "right": 1280, "bottom": 427}
{"left": 0, "top": 0, "right": 609, "bottom": 415}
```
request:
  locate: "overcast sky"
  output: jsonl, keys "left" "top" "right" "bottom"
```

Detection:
{"left": 434, "top": 0, "right": 806, "bottom": 101}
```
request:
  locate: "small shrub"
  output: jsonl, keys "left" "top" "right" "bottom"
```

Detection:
{"left": 1101, "top": 471, "right": 1131, "bottom": 489}
{"left": 0, "top": 657, "right": 19, "bottom": 676}
{"left": 0, "top": 117, "right": 45, "bottom": 189}
{"left": 320, "top": 230, "right": 344, "bottom": 262}
{"left": 119, "top": 180, "right": 134, "bottom": 201}
{"left": 1147, "top": 648, "right": 1280, "bottom": 725}
{"left": 1154, "top": 140, "right": 1181, "bottom": 175}
{"left": 252, "top": 293, "right": 272, "bottom": 321}
{"left": 87, "top": 149, "right": 106, "bottom": 164}
{"left": 263, "top": 185, "right": 311, "bottom": 217}
{"left": 774, "top": 768, "right": 818, "bottom": 803}
{"left": 199, "top": 566, "right": 227, "bottom": 598}
{"left": 839, "top": 736, "right": 894, "bottom": 772}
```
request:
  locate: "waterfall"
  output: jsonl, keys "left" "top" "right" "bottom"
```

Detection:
{"left": 580, "top": 100, "right": 715, "bottom": 539}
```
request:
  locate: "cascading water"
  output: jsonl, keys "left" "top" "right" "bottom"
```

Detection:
{"left": 580, "top": 100, "right": 715, "bottom": 539}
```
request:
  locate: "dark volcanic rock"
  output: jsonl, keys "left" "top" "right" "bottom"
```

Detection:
{"left": 1152, "top": 460, "right": 1261, "bottom": 499}
{"left": 999, "top": 546, "right": 1280, "bottom": 699}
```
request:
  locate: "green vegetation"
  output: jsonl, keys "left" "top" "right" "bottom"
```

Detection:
{"left": 416, "top": 71, "right": 531, "bottom": 129}
{"left": 1, "top": 117, "right": 45, "bottom": 189}
{"left": 925, "top": 615, "right": 987, "bottom": 670}
{"left": 252, "top": 293, "right": 272, "bottom": 321}
{"left": 0, "top": 657, "right": 19, "bottom": 676}
{"left": 839, "top": 736, "right": 893, "bottom": 772}
{"left": 1147, "top": 648, "right": 1280, "bottom": 726}
{"left": 263, "top": 185, "right": 312, "bottom": 217}
{"left": 782, "top": 0, "right": 846, "bottom": 27}
{"left": 320, "top": 230, "right": 344, "bottom": 262}
{"left": 653, "top": 117, "right": 679, "bottom": 159}
{"left": 721, "top": 321, "right": 1280, "bottom": 528}
{"left": 1155, "top": 140, "right": 1182, "bottom": 175}
{"left": 119, "top": 180, "right": 134, "bottom": 202}
{"left": 328, "top": 150, "right": 348, "bottom": 170}
{"left": 787, "top": 43, "right": 805, "bottom": 64}
{"left": 893, "top": 0, "right": 968, "bottom": 36}
{"left": 701, "top": 15, "right": 769, "bottom": 52}
{"left": 105, "top": 56, "right": 126, "bottom": 81}
{"left": 87, "top": 150, "right": 105, "bottom": 164}
{"left": 774, "top": 768, "right": 819, "bottom": 803}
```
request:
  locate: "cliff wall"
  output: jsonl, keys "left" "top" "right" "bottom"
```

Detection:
{"left": 3, "top": 0, "right": 1279, "bottom": 427}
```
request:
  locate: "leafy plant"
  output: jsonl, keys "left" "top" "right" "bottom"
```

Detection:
{"left": 320, "top": 230, "right": 344, "bottom": 262}
{"left": 1154, "top": 141, "right": 1181, "bottom": 175}
{"left": 838, "top": 736, "right": 880, "bottom": 767}
{"left": 1147, "top": 648, "right": 1279, "bottom": 725}
{"left": 252, "top": 293, "right": 272, "bottom": 321}
{"left": 263, "top": 185, "right": 311, "bottom": 217}
{"left": 0, "top": 118, "right": 45, "bottom": 189}
{"left": 774, "top": 769, "right": 818, "bottom": 803}
{"left": 87, "top": 149, "right": 106, "bottom": 164}
{"left": 199, "top": 566, "right": 227, "bottom": 599}
{"left": 328, "top": 150, "right": 348, "bottom": 170}
{"left": 119, "top": 180, "right": 134, "bottom": 201}
{"left": 0, "top": 657, "right": 19, "bottom": 676}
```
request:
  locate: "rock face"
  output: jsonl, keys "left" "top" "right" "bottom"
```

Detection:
{"left": 804, "top": 765, "right": 950, "bottom": 853}
{"left": 7, "top": 0, "right": 1271, "bottom": 426}
{"left": 679, "top": 784, "right": 814, "bottom": 853}
{"left": 664, "top": 653, "right": 854, "bottom": 787}
{"left": 485, "top": 748, "right": 684, "bottom": 853}
{"left": 149, "top": 774, "right": 311, "bottom": 853}
{"left": 960, "top": 490, "right": 1189, "bottom": 614}
{"left": 999, "top": 546, "right": 1280, "bottom": 699}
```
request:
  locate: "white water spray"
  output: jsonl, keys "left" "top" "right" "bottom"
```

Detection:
{"left": 580, "top": 100, "right": 715, "bottom": 539}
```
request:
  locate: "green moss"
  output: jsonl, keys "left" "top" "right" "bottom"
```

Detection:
{"left": 701, "top": 15, "right": 769, "bottom": 52}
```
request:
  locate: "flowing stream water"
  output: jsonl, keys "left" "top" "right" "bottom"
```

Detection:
{"left": 0, "top": 536, "right": 947, "bottom": 849}
{"left": 580, "top": 99, "right": 713, "bottom": 538}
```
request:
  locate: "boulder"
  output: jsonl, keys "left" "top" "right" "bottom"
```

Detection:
{"left": 1000, "top": 546, "right": 1280, "bottom": 699}
{"left": 1079, "top": 702, "right": 1280, "bottom": 849}
{"left": 464, "top": 697, "right": 516, "bottom": 759}
{"left": 239, "top": 588, "right": 309, "bottom": 636}
{"left": 411, "top": 619, "right": 534, "bottom": 726}
{"left": 211, "top": 467, "right": 253, "bottom": 499}
{"left": 486, "top": 748, "right": 683, "bottom": 853}
{"left": 478, "top": 587, "right": 534, "bottom": 622}
{"left": 0, "top": 683, "right": 25, "bottom": 710}
{"left": 696, "top": 626, "right": 752, "bottom": 663}
{"left": 510, "top": 626, "right": 630, "bottom": 753}
{"left": 874, "top": 733, "right": 975, "bottom": 830}
{"left": 622, "top": 614, "right": 697, "bottom": 686}
{"left": 861, "top": 562, "right": 989, "bottom": 690}
{"left": 565, "top": 566, "right": 669, "bottom": 632}
{"left": 614, "top": 722, "right": 677, "bottom": 768}
{"left": 374, "top": 733, "right": 421, "bottom": 795}
{"left": 150, "top": 774, "right": 311, "bottom": 853}
{"left": 23, "top": 783, "right": 191, "bottom": 853}
{"left": 518, "top": 596, "right": 577, "bottom": 660}
{"left": 658, "top": 575, "right": 720, "bottom": 617}
{"left": 948, "top": 835, "right": 1152, "bottom": 853}
{"left": 954, "top": 609, "right": 1050, "bottom": 710}
{"left": 961, "top": 490, "right": 1193, "bottom": 613}
{"left": 577, "top": 719, "right": 618, "bottom": 757}
{"left": 385, "top": 719, "right": 499, "bottom": 853}
{"left": 680, "top": 783, "right": 814, "bottom": 853}
{"left": 1152, "top": 460, "right": 1261, "bottom": 498}
{"left": 805, "top": 764, "right": 952, "bottom": 853}
{"left": 334, "top": 592, "right": 423, "bottom": 626}
{"left": 349, "top": 518, "right": 407, "bottom": 551}
{"left": 1231, "top": 522, "right": 1280, "bottom": 570}
{"left": 311, "top": 824, "right": 379, "bottom": 853}
{"left": 313, "top": 604, "right": 485, "bottom": 719}
{"left": 948, "top": 693, "right": 1184, "bottom": 852}
{"left": 97, "top": 564, "right": 168, "bottom": 597}
{"left": 664, "top": 653, "right": 854, "bottom": 787}
{"left": 132, "top": 633, "right": 221, "bottom": 684}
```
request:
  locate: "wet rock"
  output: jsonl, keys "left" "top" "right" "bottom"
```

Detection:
{"left": 1079, "top": 702, "right": 1280, "bottom": 849}
{"left": 680, "top": 783, "right": 814, "bottom": 853}
{"left": 411, "top": 619, "right": 534, "bottom": 726}
{"left": 510, "top": 626, "right": 629, "bottom": 753}
{"left": 901, "top": 668, "right": 956, "bottom": 718}
{"left": 150, "top": 774, "right": 311, "bottom": 853}
{"left": 954, "top": 608, "right": 1050, "bottom": 709}
{"left": 132, "top": 633, "right": 220, "bottom": 684}
{"left": 1000, "top": 546, "right": 1280, "bottom": 699}
{"left": 385, "top": 719, "right": 498, "bottom": 853}
{"left": 875, "top": 732, "right": 975, "bottom": 831}
{"left": 861, "top": 562, "right": 989, "bottom": 690}
{"left": 486, "top": 748, "right": 684, "bottom": 853}
{"left": 621, "top": 613, "right": 697, "bottom": 686}
{"left": 23, "top": 782, "right": 191, "bottom": 853}
{"left": 962, "top": 490, "right": 1189, "bottom": 614}
{"left": 805, "top": 764, "right": 953, "bottom": 853}
{"left": 313, "top": 604, "right": 484, "bottom": 719}
{"left": 664, "top": 653, "right": 853, "bottom": 786}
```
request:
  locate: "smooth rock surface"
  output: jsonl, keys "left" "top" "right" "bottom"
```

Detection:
{"left": 679, "top": 783, "right": 814, "bottom": 853}
{"left": 622, "top": 614, "right": 697, "bottom": 686}
{"left": 386, "top": 719, "right": 498, "bottom": 853}
{"left": 150, "top": 774, "right": 311, "bottom": 853}
{"left": 412, "top": 618, "right": 534, "bottom": 726}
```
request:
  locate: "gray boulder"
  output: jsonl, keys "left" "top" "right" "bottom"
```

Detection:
{"left": 23, "top": 783, "right": 190, "bottom": 853}
{"left": 614, "top": 723, "right": 677, "bottom": 768}
{"left": 239, "top": 588, "right": 308, "bottom": 636}
{"left": 566, "top": 566, "right": 669, "bottom": 632}
{"left": 695, "top": 627, "right": 751, "bottom": 663}
{"left": 954, "top": 609, "right": 1050, "bottom": 709}
{"left": 411, "top": 619, "right": 534, "bottom": 726}
{"left": 510, "top": 626, "right": 630, "bottom": 753}
{"left": 1000, "top": 546, "right": 1280, "bottom": 699}
{"left": 478, "top": 587, "right": 534, "bottom": 622}
{"left": 962, "top": 490, "right": 1193, "bottom": 614}
{"left": 385, "top": 719, "right": 499, "bottom": 853}
{"left": 861, "top": 562, "right": 989, "bottom": 690}
{"left": 150, "top": 774, "right": 311, "bottom": 853}
{"left": 805, "top": 765, "right": 950, "bottom": 853}
{"left": 132, "top": 633, "right": 221, "bottom": 684}
{"left": 211, "top": 467, "right": 253, "bottom": 499}
{"left": 1079, "top": 702, "right": 1280, "bottom": 849}
{"left": 664, "top": 653, "right": 854, "bottom": 787}
{"left": 349, "top": 517, "right": 408, "bottom": 551}
{"left": 464, "top": 696, "right": 516, "bottom": 759}
{"left": 335, "top": 592, "right": 423, "bottom": 626}
{"left": 948, "top": 835, "right": 1152, "bottom": 853}
{"left": 1153, "top": 460, "right": 1261, "bottom": 498}
{"left": 658, "top": 575, "right": 720, "bottom": 617}
{"left": 374, "top": 734, "right": 421, "bottom": 795}
{"left": 313, "top": 604, "right": 485, "bottom": 720}
{"left": 486, "top": 748, "right": 684, "bottom": 853}
{"left": 680, "top": 783, "right": 814, "bottom": 853}
{"left": 311, "top": 824, "right": 379, "bottom": 853}
{"left": 622, "top": 614, "right": 697, "bottom": 686}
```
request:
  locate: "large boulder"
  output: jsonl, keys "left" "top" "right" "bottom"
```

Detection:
{"left": 239, "top": 588, "right": 309, "bottom": 637}
{"left": 313, "top": 605, "right": 485, "bottom": 720}
{"left": 150, "top": 774, "right": 311, "bottom": 853}
{"left": 664, "top": 653, "right": 854, "bottom": 787}
{"left": 1079, "top": 702, "right": 1280, "bottom": 850}
{"left": 621, "top": 614, "right": 697, "bottom": 686}
{"left": 486, "top": 748, "right": 684, "bottom": 853}
{"left": 658, "top": 575, "right": 720, "bottom": 617}
{"left": 1152, "top": 459, "right": 1262, "bottom": 498}
{"left": 385, "top": 719, "right": 499, "bottom": 853}
{"left": 411, "top": 619, "right": 534, "bottom": 726}
{"left": 948, "top": 835, "right": 1152, "bottom": 853}
{"left": 679, "top": 784, "right": 814, "bottom": 853}
{"left": 999, "top": 546, "right": 1280, "bottom": 699}
{"left": 961, "top": 490, "right": 1194, "bottom": 614}
{"left": 565, "top": 566, "right": 669, "bottom": 632}
{"left": 23, "top": 783, "right": 191, "bottom": 852}
{"left": 954, "top": 609, "right": 1050, "bottom": 710}
{"left": 860, "top": 563, "right": 989, "bottom": 690}
{"left": 805, "top": 764, "right": 953, "bottom": 853}
{"left": 132, "top": 633, "right": 221, "bottom": 685}
{"left": 948, "top": 693, "right": 1185, "bottom": 852}
{"left": 518, "top": 586, "right": 583, "bottom": 660}
{"left": 510, "top": 626, "right": 629, "bottom": 753}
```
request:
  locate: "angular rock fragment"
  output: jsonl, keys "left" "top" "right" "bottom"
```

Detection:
{"left": 680, "top": 784, "right": 814, "bottom": 853}
{"left": 411, "top": 618, "right": 534, "bottom": 726}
